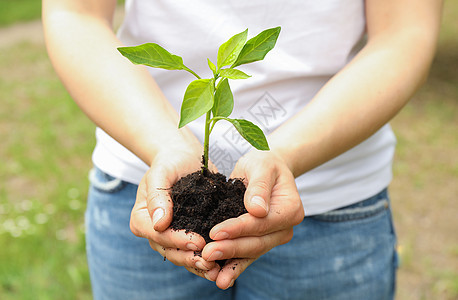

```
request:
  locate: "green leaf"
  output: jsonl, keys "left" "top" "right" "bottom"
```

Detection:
{"left": 118, "top": 43, "right": 187, "bottom": 70}
{"left": 232, "top": 27, "right": 281, "bottom": 68}
{"left": 219, "top": 68, "right": 251, "bottom": 80}
{"left": 207, "top": 58, "right": 217, "bottom": 75}
{"left": 212, "top": 79, "right": 233, "bottom": 118}
{"left": 179, "top": 79, "right": 214, "bottom": 128}
{"left": 217, "top": 29, "right": 248, "bottom": 69}
{"left": 225, "top": 118, "right": 269, "bottom": 150}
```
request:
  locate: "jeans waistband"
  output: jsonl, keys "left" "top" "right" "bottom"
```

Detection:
{"left": 311, "top": 188, "right": 389, "bottom": 222}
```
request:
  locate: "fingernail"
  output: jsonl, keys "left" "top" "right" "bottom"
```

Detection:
{"left": 204, "top": 272, "right": 213, "bottom": 281}
{"left": 186, "top": 242, "right": 200, "bottom": 251}
{"left": 227, "top": 279, "right": 235, "bottom": 289}
{"left": 213, "top": 231, "right": 229, "bottom": 240}
{"left": 208, "top": 251, "right": 223, "bottom": 261}
{"left": 152, "top": 208, "right": 164, "bottom": 226}
{"left": 251, "top": 196, "right": 267, "bottom": 211}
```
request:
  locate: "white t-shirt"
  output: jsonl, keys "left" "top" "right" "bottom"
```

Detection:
{"left": 92, "top": 0, "right": 396, "bottom": 215}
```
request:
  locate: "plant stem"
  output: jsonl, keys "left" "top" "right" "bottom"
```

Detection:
{"left": 202, "top": 76, "right": 219, "bottom": 174}
{"left": 202, "top": 110, "right": 211, "bottom": 173}
{"left": 185, "top": 67, "right": 201, "bottom": 79}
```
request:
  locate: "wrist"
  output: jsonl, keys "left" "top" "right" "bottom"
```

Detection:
{"left": 136, "top": 124, "right": 202, "bottom": 167}
{"left": 263, "top": 147, "right": 298, "bottom": 178}
{"left": 242, "top": 149, "right": 294, "bottom": 177}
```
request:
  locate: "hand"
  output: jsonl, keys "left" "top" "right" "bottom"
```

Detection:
{"left": 201, "top": 150, "right": 305, "bottom": 289}
{"left": 129, "top": 147, "right": 221, "bottom": 281}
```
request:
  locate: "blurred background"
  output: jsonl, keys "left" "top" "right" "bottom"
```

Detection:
{"left": 0, "top": 1, "right": 456, "bottom": 299}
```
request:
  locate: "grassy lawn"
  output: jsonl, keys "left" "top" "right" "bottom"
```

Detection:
{"left": 0, "top": 0, "right": 42, "bottom": 27}
{"left": 0, "top": 1, "right": 457, "bottom": 299}
{"left": 0, "top": 41, "right": 94, "bottom": 299}
{"left": 0, "top": 0, "right": 125, "bottom": 27}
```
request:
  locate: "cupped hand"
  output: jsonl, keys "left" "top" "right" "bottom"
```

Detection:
{"left": 129, "top": 147, "right": 221, "bottom": 281}
{"left": 202, "top": 150, "right": 305, "bottom": 289}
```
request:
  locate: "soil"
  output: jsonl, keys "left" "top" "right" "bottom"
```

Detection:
{"left": 169, "top": 169, "right": 247, "bottom": 245}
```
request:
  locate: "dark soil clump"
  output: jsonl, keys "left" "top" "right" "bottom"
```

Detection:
{"left": 169, "top": 169, "right": 247, "bottom": 244}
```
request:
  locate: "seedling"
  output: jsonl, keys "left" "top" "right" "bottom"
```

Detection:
{"left": 118, "top": 27, "right": 280, "bottom": 171}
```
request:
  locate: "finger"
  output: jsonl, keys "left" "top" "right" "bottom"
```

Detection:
{"left": 130, "top": 193, "right": 157, "bottom": 240}
{"left": 185, "top": 265, "right": 221, "bottom": 282}
{"left": 202, "top": 228, "right": 293, "bottom": 261}
{"left": 143, "top": 166, "right": 177, "bottom": 232}
{"left": 131, "top": 210, "right": 207, "bottom": 250}
{"left": 231, "top": 155, "right": 277, "bottom": 218}
{"left": 151, "top": 242, "right": 218, "bottom": 271}
{"left": 243, "top": 169, "right": 276, "bottom": 218}
{"left": 209, "top": 210, "right": 289, "bottom": 240}
{"left": 156, "top": 229, "right": 208, "bottom": 251}
{"left": 209, "top": 190, "right": 303, "bottom": 241}
{"left": 215, "top": 258, "right": 254, "bottom": 290}
{"left": 130, "top": 197, "right": 207, "bottom": 251}
{"left": 209, "top": 214, "right": 268, "bottom": 240}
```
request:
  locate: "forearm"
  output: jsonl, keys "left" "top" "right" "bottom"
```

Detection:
{"left": 269, "top": 0, "right": 442, "bottom": 177}
{"left": 42, "top": 1, "right": 200, "bottom": 166}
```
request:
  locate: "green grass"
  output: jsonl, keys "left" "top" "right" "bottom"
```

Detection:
{"left": 0, "top": 2, "right": 123, "bottom": 298}
{"left": 0, "top": 42, "right": 94, "bottom": 299}
{"left": 0, "top": 0, "right": 42, "bottom": 27}
{"left": 0, "top": 0, "right": 126, "bottom": 27}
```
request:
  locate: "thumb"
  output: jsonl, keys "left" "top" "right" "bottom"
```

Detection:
{"left": 234, "top": 162, "right": 276, "bottom": 218}
{"left": 144, "top": 166, "right": 175, "bottom": 232}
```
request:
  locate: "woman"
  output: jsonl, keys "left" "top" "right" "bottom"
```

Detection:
{"left": 42, "top": 0, "right": 442, "bottom": 299}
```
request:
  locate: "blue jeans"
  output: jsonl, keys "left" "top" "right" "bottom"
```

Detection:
{"left": 86, "top": 167, "right": 398, "bottom": 300}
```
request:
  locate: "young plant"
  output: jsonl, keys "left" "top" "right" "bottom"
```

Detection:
{"left": 118, "top": 27, "right": 280, "bottom": 172}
